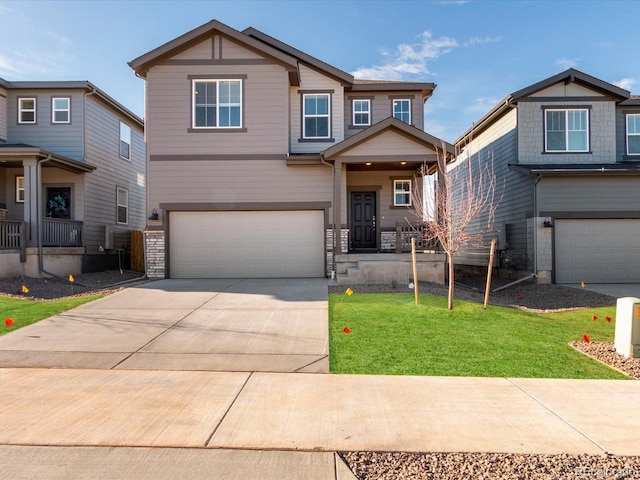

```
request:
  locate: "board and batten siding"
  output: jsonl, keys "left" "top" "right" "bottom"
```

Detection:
{"left": 6, "top": 89, "right": 85, "bottom": 160}
{"left": 454, "top": 109, "right": 535, "bottom": 268}
{"left": 83, "top": 97, "right": 145, "bottom": 255}
{"left": 289, "top": 64, "right": 344, "bottom": 154}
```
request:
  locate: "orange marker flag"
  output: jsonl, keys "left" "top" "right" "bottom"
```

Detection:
{"left": 21, "top": 285, "right": 29, "bottom": 294}
{"left": 592, "top": 315, "right": 598, "bottom": 321}
{"left": 605, "top": 316, "right": 612, "bottom": 323}
{"left": 582, "top": 334, "right": 591, "bottom": 343}
{"left": 69, "top": 274, "right": 74, "bottom": 283}
{"left": 342, "top": 326, "right": 351, "bottom": 334}
{"left": 581, "top": 281, "right": 585, "bottom": 288}
{"left": 4, "top": 318, "right": 14, "bottom": 327}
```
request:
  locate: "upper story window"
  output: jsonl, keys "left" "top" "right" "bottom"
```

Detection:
{"left": 18, "top": 97, "right": 36, "bottom": 124}
{"left": 393, "top": 179, "right": 412, "bottom": 207}
{"left": 303, "top": 93, "right": 330, "bottom": 139}
{"left": 192, "top": 79, "right": 242, "bottom": 128}
{"left": 116, "top": 187, "right": 129, "bottom": 224}
{"left": 120, "top": 122, "right": 131, "bottom": 160}
{"left": 544, "top": 108, "right": 589, "bottom": 152}
{"left": 393, "top": 99, "right": 411, "bottom": 124}
{"left": 353, "top": 99, "right": 371, "bottom": 126}
{"left": 52, "top": 97, "right": 70, "bottom": 123}
{"left": 626, "top": 113, "right": 640, "bottom": 156}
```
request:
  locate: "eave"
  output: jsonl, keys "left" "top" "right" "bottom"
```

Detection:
{"left": 510, "top": 163, "right": 640, "bottom": 177}
{"left": 0, "top": 144, "right": 96, "bottom": 174}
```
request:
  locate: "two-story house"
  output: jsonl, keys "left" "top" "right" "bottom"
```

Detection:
{"left": 453, "top": 68, "right": 640, "bottom": 284}
{"left": 129, "top": 19, "right": 450, "bottom": 283}
{"left": 0, "top": 78, "right": 145, "bottom": 278}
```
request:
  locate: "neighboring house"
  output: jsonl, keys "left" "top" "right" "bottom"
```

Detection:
{"left": 129, "top": 19, "right": 451, "bottom": 283}
{"left": 0, "top": 78, "right": 145, "bottom": 278}
{"left": 453, "top": 68, "right": 640, "bottom": 284}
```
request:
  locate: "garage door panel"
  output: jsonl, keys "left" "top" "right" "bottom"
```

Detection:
{"left": 170, "top": 211, "right": 324, "bottom": 278}
{"left": 555, "top": 219, "right": 640, "bottom": 283}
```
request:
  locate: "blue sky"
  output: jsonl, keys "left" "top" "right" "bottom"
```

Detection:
{"left": 1, "top": 0, "right": 638, "bottom": 142}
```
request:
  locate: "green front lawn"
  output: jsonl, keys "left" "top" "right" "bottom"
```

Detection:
{"left": 0, "top": 295, "right": 103, "bottom": 335}
{"left": 329, "top": 293, "right": 626, "bottom": 379}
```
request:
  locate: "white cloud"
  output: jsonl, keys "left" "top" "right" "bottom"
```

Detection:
{"left": 352, "top": 30, "right": 458, "bottom": 80}
{"left": 464, "top": 96, "right": 501, "bottom": 114}
{"left": 613, "top": 78, "right": 636, "bottom": 91}
{"left": 464, "top": 36, "right": 501, "bottom": 47}
{"left": 0, "top": 31, "right": 76, "bottom": 79}
{"left": 555, "top": 58, "right": 579, "bottom": 69}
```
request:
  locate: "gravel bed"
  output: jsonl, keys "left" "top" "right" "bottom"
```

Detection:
{"left": 570, "top": 341, "right": 640, "bottom": 380}
{"left": 0, "top": 271, "right": 147, "bottom": 300}
{"left": 341, "top": 451, "right": 640, "bottom": 480}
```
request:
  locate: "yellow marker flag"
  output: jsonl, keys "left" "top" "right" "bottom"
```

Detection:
{"left": 69, "top": 274, "right": 74, "bottom": 283}
{"left": 580, "top": 281, "right": 585, "bottom": 288}
{"left": 21, "top": 285, "right": 29, "bottom": 294}
{"left": 345, "top": 288, "right": 354, "bottom": 296}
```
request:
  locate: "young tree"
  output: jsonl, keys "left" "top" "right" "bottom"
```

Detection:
{"left": 411, "top": 142, "right": 498, "bottom": 310}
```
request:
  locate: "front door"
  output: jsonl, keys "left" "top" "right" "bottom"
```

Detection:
{"left": 350, "top": 191, "right": 376, "bottom": 250}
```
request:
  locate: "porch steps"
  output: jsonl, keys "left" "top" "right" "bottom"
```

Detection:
{"left": 336, "top": 260, "right": 412, "bottom": 286}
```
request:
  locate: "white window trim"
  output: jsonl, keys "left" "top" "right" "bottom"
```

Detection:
{"left": 302, "top": 93, "right": 331, "bottom": 139}
{"left": 393, "top": 99, "right": 411, "bottom": 124}
{"left": 352, "top": 99, "right": 371, "bottom": 126}
{"left": 544, "top": 108, "right": 590, "bottom": 153}
{"left": 120, "top": 122, "right": 132, "bottom": 160}
{"left": 18, "top": 97, "right": 36, "bottom": 124}
{"left": 192, "top": 79, "right": 243, "bottom": 129}
{"left": 116, "top": 187, "right": 129, "bottom": 224}
{"left": 393, "top": 179, "right": 412, "bottom": 207}
{"left": 52, "top": 97, "right": 70, "bottom": 124}
{"left": 626, "top": 113, "right": 640, "bottom": 156}
{"left": 16, "top": 176, "right": 25, "bottom": 203}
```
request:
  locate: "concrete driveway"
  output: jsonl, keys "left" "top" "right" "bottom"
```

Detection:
{"left": 0, "top": 278, "right": 329, "bottom": 373}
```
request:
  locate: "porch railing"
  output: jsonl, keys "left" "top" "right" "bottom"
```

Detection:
{"left": 42, "top": 218, "right": 83, "bottom": 247}
{"left": 0, "top": 221, "right": 24, "bottom": 249}
{"left": 396, "top": 222, "right": 439, "bottom": 253}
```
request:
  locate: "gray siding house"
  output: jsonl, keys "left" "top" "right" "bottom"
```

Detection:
{"left": 0, "top": 78, "right": 145, "bottom": 277}
{"left": 453, "top": 68, "right": 640, "bottom": 284}
{"left": 129, "top": 19, "right": 451, "bottom": 283}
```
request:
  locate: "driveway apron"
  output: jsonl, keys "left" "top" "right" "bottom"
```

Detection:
{"left": 0, "top": 278, "right": 329, "bottom": 373}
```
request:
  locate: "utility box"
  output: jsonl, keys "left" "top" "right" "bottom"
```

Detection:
{"left": 614, "top": 297, "right": 640, "bottom": 359}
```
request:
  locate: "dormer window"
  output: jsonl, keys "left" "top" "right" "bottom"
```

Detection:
{"left": 626, "top": 113, "right": 640, "bottom": 156}
{"left": 544, "top": 108, "right": 589, "bottom": 153}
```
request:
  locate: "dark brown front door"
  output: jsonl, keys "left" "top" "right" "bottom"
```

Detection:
{"left": 350, "top": 191, "right": 376, "bottom": 250}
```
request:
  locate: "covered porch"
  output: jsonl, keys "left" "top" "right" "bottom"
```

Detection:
{"left": 0, "top": 144, "right": 95, "bottom": 278}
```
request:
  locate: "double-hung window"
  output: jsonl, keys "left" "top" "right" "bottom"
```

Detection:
{"left": 18, "top": 98, "right": 36, "bottom": 124}
{"left": 626, "top": 113, "right": 640, "bottom": 156}
{"left": 52, "top": 97, "right": 70, "bottom": 123}
{"left": 120, "top": 122, "right": 131, "bottom": 160}
{"left": 116, "top": 187, "right": 128, "bottom": 224}
{"left": 303, "top": 93, "right": 330, "bottom": 139}
{"left": 16, "top": 176, "right": 25, "bottom": 203}
{"left": 352, "top": 99, "right": 370, "bottom": 126}
{"left": 393, "top": 179, "right": 412, "bottom": 207}
{"left": 393, "top": 99, "right": 411, "bottom": 124}
{"left": 544, "top": 108, "right": 589, "bottom": 152}
{"left": 193, "top": 79, "right": 242, "bottom": 128}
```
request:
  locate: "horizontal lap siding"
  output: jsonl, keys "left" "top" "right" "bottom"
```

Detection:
{"left": 341, "top": 130, "right": 435, "bottom": 157}
{"left": 146, "top": 63, "right": 289, "bottom": 156}
{"left": 344, "top": 91, "right": 424, "bottom": 138}
{"left": 0, "top": 87, "right": 6, "bottom": 141}
{"left": 84, "top": 98, "right": 145, "bottom": 254}
{"left": 538, "top": 176, "right": 640, "bottom": 213}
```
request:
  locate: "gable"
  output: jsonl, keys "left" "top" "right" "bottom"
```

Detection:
{"left": 529, "top": 82, "right": 605, "bottom": 98}
{"left": 170, "top": 35, "right": 268, "bottom": 61}
{"left": 340, "top": 130, "right": 436, "bottom": 157}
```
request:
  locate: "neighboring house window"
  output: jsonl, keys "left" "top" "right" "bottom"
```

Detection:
{"left": 192, "top": 79, "right": 242, "bottom": 128}
{"left": 116, "top": 187, "right": 128, "bottom": 224}
{"left": 16, "top": 176, "right": 25, "bottom": 203}
{"left": 353, "top": 99, "right": 370, "bottom": 126}
{"left": 303, "top": 93, "right": 330, "bottom": 139}
{"left": 544, "top": 108, "right": 589, "bottom": 152}
{"left": 120, "top": 122, "right": 131, "bottom": 160}
{"left": 18, "top": 98, "right": 36, "bottom": 124}
{"left": 52, "top": 97, "right": 70, "bottom": 123}
{"left": 626, "top": 113, "right": 640, "bottom": 156}
{"left": 393, "top": 99, "right": 411, "bottom": 124}
{"left": 393, "top": 179, "right": 412, "bottom": 206}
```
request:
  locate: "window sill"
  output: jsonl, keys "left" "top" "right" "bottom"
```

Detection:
{"left": 390, "top": 204, "right": 411, "bottom": 209}
{"left": 541, "top": 151, "right": 592, "bottom": 155}
{"left": 298, "top": 138, "right": 335, "bottom": 143}
{"left": 622, "top": 155, "right": 640, "bottom": 161}
{"left": 188, "top": 128, "right": 247, "bottom": 133}
{"left": 349, "top": 124, "right": 370, "bottom": 129}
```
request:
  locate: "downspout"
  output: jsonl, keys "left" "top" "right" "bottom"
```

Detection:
{"left": 320, "top": 154, "right": 336, "bottom": 278}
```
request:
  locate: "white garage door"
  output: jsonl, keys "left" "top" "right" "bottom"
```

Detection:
{"left": 169, "top": 211, "right": 325, "bottom": 278}
{"left": 555, "top": 219, "right": 640, "bottom": 283}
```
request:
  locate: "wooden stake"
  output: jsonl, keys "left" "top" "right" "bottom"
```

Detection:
{"left": 411, "top": 237, "right": 419, "bottom": 305}
{"left": 483, "top": 238, "right": 496, "bottom": 309}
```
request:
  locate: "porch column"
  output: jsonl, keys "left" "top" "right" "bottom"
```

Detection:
{"left": 333, "top": 159, "right": 342, "bottom": 269}
{"left": 22, "top": 158, "right": 39, "bottom": 247}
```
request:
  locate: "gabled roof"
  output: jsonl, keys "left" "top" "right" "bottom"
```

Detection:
{"left": 129, "top": 19, "right": 299, "bottom": 82}
{"left": 0, "top": 78, "right": 143, "bottom": 128}
{"left": 621, "top": 95, "right": 640, "bottom": 106}
{"left": 0, "top": 144, "right": 97, "bottom": 174}
{"left": 456, "top": 68, "right": 632, "bottom": 146}
{"left": 322, "top": 116, "right": 454, "bottom": 160}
